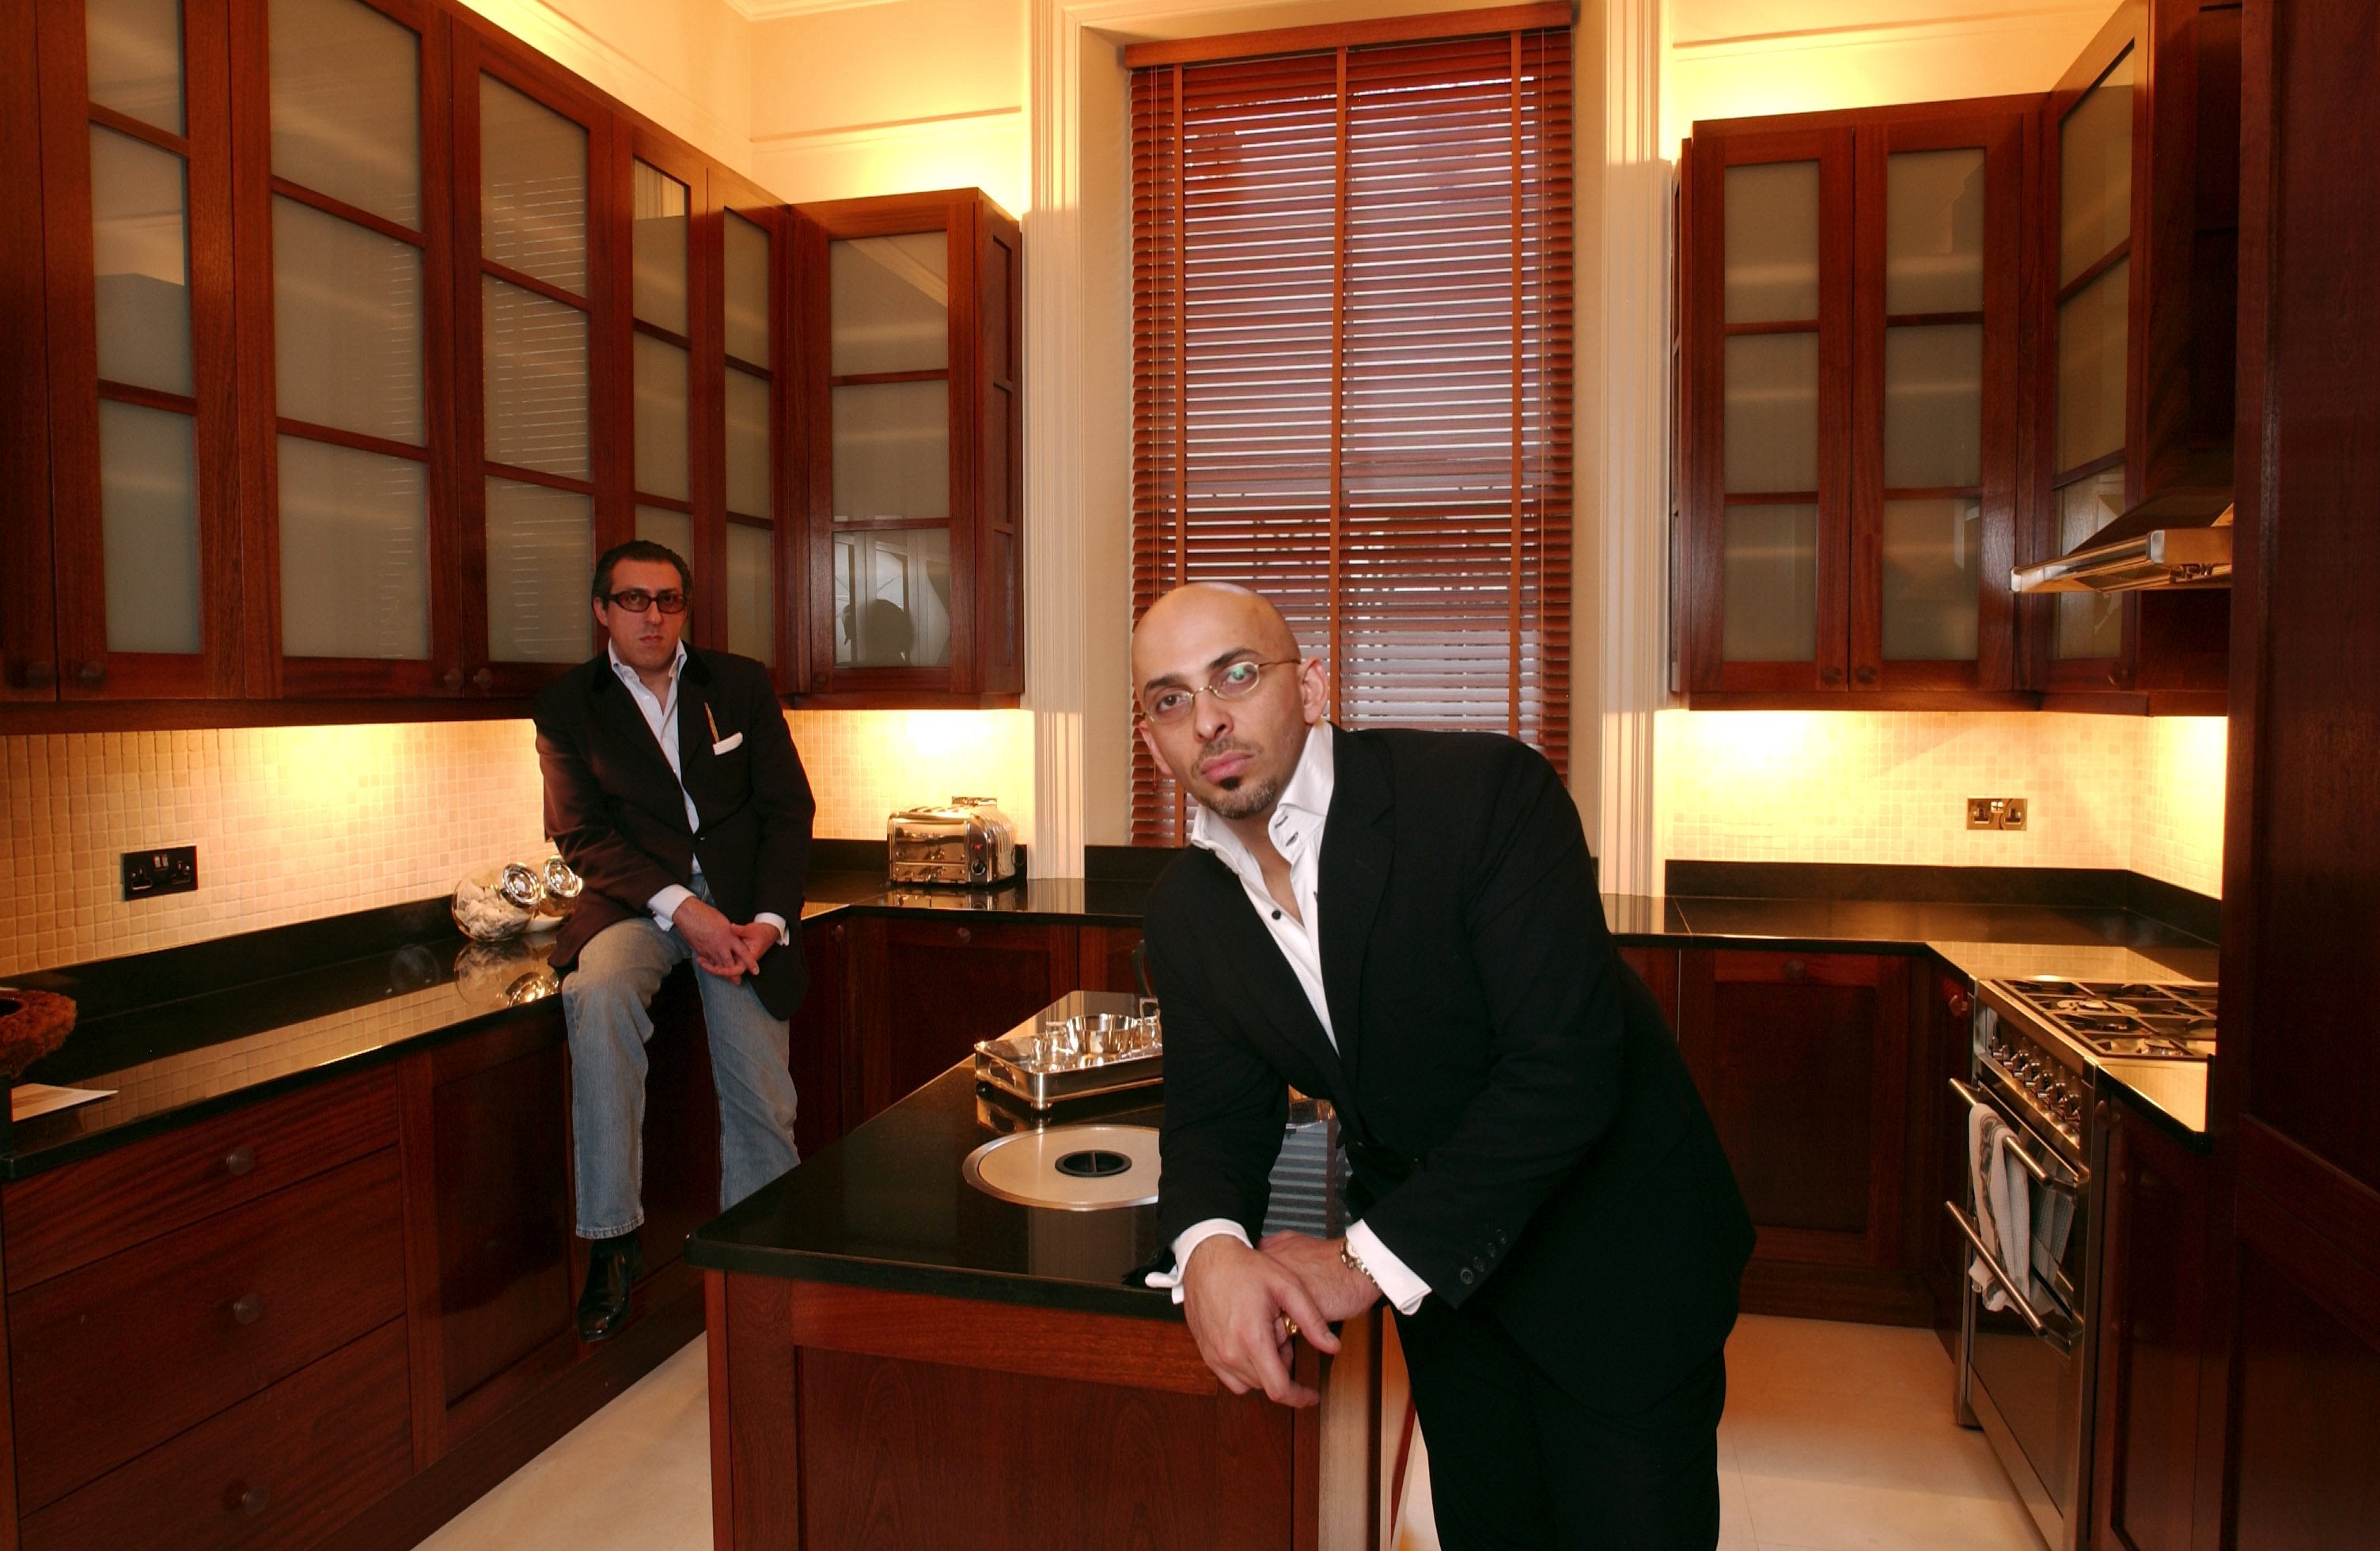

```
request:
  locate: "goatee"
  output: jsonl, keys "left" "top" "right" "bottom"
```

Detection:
{"left": 1206, "top": 774, "right": 1280, "bottom": 821}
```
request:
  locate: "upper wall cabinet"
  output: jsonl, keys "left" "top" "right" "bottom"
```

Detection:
{"left": 4, "top": 0, "right": 814, "bottom": 719}
{"left": 1677, "top": 100, "right": 2031, "bottom": 706}
{"left": 2026, "top": 0, "right": 2235, "bottom": 711}
{"left": 34, "top": 0, "right": 245, "bottom": 701}
{"left": 790, "top": 190, "right": 1023, "bottom": 708}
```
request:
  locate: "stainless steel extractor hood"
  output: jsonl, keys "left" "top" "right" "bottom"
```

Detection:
{"left": 2010, "top": 485, "right": 2234, "bottom": 595}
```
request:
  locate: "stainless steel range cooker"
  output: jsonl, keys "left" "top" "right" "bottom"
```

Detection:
{"left": 1950, "top": 976, "right": 2216, "bottom": 1550}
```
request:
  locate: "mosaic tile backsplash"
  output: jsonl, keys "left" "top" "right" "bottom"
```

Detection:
{"left": 1656, "top": 711, "right": 2227, "bottom": 901}
{"left": 0, "top": 711, "right": 1035, "bottom": 978}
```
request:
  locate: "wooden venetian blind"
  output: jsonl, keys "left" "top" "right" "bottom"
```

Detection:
{"left": 1128, "top": 9, "right": 1575, "bottom": 844}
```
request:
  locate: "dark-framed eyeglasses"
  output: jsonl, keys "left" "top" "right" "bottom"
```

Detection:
{"left": 601, "top": 588, "right": 689, "bottom": 616}
{"left": 1137, "top": 658, "right": 1299, "bottom": 726}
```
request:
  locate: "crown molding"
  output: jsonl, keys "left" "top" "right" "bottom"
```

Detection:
{"left": 1673, "top": 3, "right": 2108, "bottom": 59}
{"left": 729, "top": 0, "right": 915, "bottom": 20}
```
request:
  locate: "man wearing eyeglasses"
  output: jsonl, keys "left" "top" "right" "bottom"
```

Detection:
{"left": 532, "top": 540, "right": 815, "bottom": 1343}
{"left": 1134, "top": 582, "right": 1753, "bottom": 1549}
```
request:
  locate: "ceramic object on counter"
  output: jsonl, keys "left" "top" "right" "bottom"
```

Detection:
{"left": 0, "top": 988, "right": 75, "bottom": 1079}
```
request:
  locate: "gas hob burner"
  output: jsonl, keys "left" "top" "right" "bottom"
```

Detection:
{"left": 1993, "top": 975, "right": 2219, "bottom": 1060}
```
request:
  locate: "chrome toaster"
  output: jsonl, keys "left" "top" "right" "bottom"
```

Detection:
{"left": 887, "top": 796, "right": 1018, "bottom": 885}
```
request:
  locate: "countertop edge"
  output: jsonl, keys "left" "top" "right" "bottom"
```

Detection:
{"left": 684, "top": 1235, "right": 1185, "bottom": 1322}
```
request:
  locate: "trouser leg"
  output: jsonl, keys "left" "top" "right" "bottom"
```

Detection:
{"left": 1393, "top": 1301, "right": 1725, "bottom": 1551}
{"left": 694, "top": 960, "right": 801, "bottom": 1210}
{"left": 560, "top": 916, "right": 685, "bottom": 1238}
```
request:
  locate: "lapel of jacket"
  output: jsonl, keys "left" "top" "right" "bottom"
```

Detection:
{"left": 1183, "top": 849, "right": 1351, "bottom": 1106}
{"left": 676, "top": 648, "right": 718, "bottom": 825}
{"left": 1318, "top": 725, "right": 1392, "bottom": 1088}
{"left": 586, "top": 650, "right": 690, "bottom": 831}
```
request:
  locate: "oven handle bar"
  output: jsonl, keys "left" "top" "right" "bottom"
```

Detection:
{"left": 1949, "top": 1077, "right": 2084, "bottom": 1192}
{"left": 1945, "top": 1201, "right": 2076, "bottom": 1352}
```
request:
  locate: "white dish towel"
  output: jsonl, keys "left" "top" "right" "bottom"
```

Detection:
{"left": 1966, "top": 1099, "right": 2079, "bottom": 1314}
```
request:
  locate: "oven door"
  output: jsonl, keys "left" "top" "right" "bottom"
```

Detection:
{"left": 1951, "top": 1041, "right": 2093, "bottom": 1547}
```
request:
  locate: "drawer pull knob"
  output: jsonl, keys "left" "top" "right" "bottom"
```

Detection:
{"left": 237, "top": 1483, "right": 271, "bottom": 1517}
{"left": 224, "top": 1144, "right": 256, "bottom": 1177}
{"left": 955, "top": 927, "right": 972, "bottom": 945}
{"left": 1783, "top": 958, "right": 1807, "bottom": 980}
{"left": 231, "top": 1292, "right": 264, "bottom": 1325}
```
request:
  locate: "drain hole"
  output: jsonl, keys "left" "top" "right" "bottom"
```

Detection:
{"left": 1055, "top": 1149, "right": 1132, "bottom": 1178}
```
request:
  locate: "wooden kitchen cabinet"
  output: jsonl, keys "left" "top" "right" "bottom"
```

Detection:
{"left": 843, "top": 916, "right": 1077, "bottom": 1124}
{"left": 1677, "top": 947, "right": 1927, "bottom": 1322}
{"left": 788, "top": 916, "right": 849, "bottom": 1157}
{"left": 2026, "top": 0, "right": 2236, "bottom": 712}
{"left": 790, "top": 188, "right": 1024, "bottom": 707}
{"left": 6, "top": 0, "right": 807, "bottom": 723}
{"left": 1617, "top": 943, "right": 1681, "bottom": 1030}
{"left": 2088, "top": 1089, "right": 2213, "bottom": 1551}
{"left": 1677, "top": 99, "right": 2031, "bottom": 707}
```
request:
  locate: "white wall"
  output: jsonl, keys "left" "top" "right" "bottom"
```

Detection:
{"left": 454, "top": 0, "right": 756, "bottom": 173}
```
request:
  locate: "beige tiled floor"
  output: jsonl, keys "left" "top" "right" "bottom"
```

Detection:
{"left": 425, "top": 1314, "right": 2043, "bottom": 1551}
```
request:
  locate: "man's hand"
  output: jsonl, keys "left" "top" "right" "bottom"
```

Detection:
{"left": 671, "top": 897, "right": 763, "bottom": 981}
{"left": 729, "top": 920, "right": 779, "bottom": 969}
{"left": 1181, "top": 1234, "right": 1339, "bottom": 1408}
{"left": 1257, "top": 1232, "right": 1382, "bottom": 1323}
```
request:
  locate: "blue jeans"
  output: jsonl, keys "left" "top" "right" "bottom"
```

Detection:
{"left": 559, "top": 879, "right": 801, "bottom": 1238}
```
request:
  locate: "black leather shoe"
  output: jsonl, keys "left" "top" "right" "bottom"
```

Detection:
{"left": 576, "top": 1231, "right": 643, "bottom": 1343}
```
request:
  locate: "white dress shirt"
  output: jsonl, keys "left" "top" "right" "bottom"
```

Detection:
{"left": 608, "top": 643, "right": 786, "bottom": 946}
{"left": 1147, "top": 719, "right": 1433, "bottom": 1317}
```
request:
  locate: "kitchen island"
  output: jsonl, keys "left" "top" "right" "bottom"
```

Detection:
{"left": 688, "top": 1064, "right": 1385, "bottom": 1550}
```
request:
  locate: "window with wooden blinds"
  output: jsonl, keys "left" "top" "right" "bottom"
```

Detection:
{"left": 1128, "top": 13, "right": 1575, "bottom": 845}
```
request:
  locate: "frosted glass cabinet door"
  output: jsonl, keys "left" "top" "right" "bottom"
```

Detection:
{"left": 830, "top": 234, "right": 948, "bottom": 376}
{"left": 1884, "top": 150, "right": 1985, "bottom": 315}
{"left": 484, "top": 477, "right": 592, "bottom": 662}
{"left": 1723, "top": 162, "right": 1820, "bottom": 324}
{"left": 726, "top": 521, "right": 774, "bottom": 666}
{"left": 1881, "top": 498, "right": 1980, "bottom": 661}
{"left": 2059, "top": 47, "right": 2135, "bottom": 287}
{"left": 833, "top": 526, "right": 951, "bottom": 667}
{"left": 479, "top": 74, "right": 586, "bottom": 293}
{"left": 97, "top": 399, "right": 203, "bottom": 655}
{"left": 1722, "top": 333, "right": 1820, "bottom": 495}
{"left": 483, "top": 275, "right": 590, "bottom": 478}
{"left": 724, "top": 212, "right": 771, "bottom": 368}
{"left": 272, "top": 195, "right": 423, "bottom": 442}
{"left": 267, "top": 0, "right": 419, "bottom": 226}
{"left": 2057, "top": 258, "right": 2129, "bottom": 473}
{"left": 631, "top": 161, "right": 688, "bottom": 336}
{"left": 85, "top": 0, "right": 184, "bottom": 133}
{"left": 89, "top": 125, "right": 193, "bottom": 396}
{"left": 1720, "top": 504, "right": 1819, "bottom": 663}
{"left": 632, "top": 332, "right": 689, "bottom": 502}
{"left": 277, "top": 435, "right": 430, "bottom": 659}
{"left": 832, "top": 380, "right": 949, "bottom": 521}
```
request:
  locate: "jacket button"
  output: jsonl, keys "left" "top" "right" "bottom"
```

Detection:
{"left": 1458, "top": 1268, "right": 1475, "bottom": 1285}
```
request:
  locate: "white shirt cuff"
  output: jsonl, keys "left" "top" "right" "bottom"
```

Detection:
{"left": 753, "top": 911, "right": 790, "bottom": 947}
{"left": 1144, "top": 1219, "right": 1251, "bottom": 1303}
{"left": 649, "top": 883, "right": 695, "bottom": 931}
{"left": 1346, "top": 1220, "right": 1431, "bottom": 1315}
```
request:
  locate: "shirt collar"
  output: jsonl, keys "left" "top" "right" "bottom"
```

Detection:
{"left": 608, "top": 639, "right": 687, "bottom": 699}
{"left": 1188, "top": 719, "right": 1336, "bottom": 863}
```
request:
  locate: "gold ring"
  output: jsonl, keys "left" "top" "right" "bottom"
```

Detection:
{"left": 1279, "top": 1316, "right": 1300, "bottom": 1340}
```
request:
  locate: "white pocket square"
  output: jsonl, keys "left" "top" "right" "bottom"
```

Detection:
{"left": 711, "top": 731, "right": 744, "bottom": 755}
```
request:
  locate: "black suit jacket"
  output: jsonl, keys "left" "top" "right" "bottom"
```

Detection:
{"left": 532, "top": 647, "right": 816, "bottom": 1020}
{"left": 1148, "top": 726, "right": 1754, "bottom": 1413}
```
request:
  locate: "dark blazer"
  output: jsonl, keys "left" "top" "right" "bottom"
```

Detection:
{"left": 532, "top": 647, "right": 816, "bottom": 1020}
{"left": 1148, "top": 726, "right": 1754, "bottom": 1413}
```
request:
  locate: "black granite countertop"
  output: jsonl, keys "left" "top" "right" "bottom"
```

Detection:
{"left": 1, "top": 858, "right": 2222, "bottom": 1177}
{"left": 686, "top": 1065, "right": 1184, "bottom": 1318}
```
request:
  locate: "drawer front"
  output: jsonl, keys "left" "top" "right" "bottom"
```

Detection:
{"left": 9, "top": 1147, "right": 406, "bottom": 1510}
{"left": 3, "top": 1065, "right": 399, "bottom": 1289}
{"left": 19, "top": 1321, "right": 412, "bottom": 1551}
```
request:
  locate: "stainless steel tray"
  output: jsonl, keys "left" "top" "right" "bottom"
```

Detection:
{"left": 973, "top": 991, "right": 1162, "bottom": 1111}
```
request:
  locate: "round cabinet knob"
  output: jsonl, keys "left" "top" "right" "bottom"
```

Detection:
{"left": 1947, "top": 991, "right": 1973, "bottom": 1018}
{"left": 231, "top": 1292, "right": 264, "bottom": 1325}
{"left": 954, "top": 927, "right": 973, "bottom": 945}
{"left": 1781, "top": 959, "right": 1806, "bottom": 980}
{"left": 1820, "top": 666, "right": 1844, "bottom": 686}
{"left": 13, "top": 660, "right": 55, "bottom": 689}
{"left": 237, "top": 1484, "right": 271, "bottom": 1517}
{"left": 472, "top": 666, "right": 494, "bottom": 691}
{"left": 223, "top": 1144, "right": 256, "bottom": 1177}
{"left": 76, "top": 661, "right": 106, "bottom": 688}
{"left": 1855, "top": 666, "right": 1878, "bottom": 685}
{"left": 443, "top": 666, "right": 465, "bottom": 692}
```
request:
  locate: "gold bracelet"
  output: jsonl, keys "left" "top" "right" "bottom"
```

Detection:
{"left": 1340, "top": 1238, "right": 1378, "bottom": 1289}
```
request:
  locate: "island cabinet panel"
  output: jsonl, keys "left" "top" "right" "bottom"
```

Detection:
{"left": 1078, "top": 924, "right": 1146, "bottom": 997}
{"left": 1677, "top": 948, "right": 1923, "bottom": 1323}
{"left": 707, "top": 1273, "right": 1371, "bottom": 1551}
{"left": 18, "top": 1322, "right": 412, "bottom": 1551}
{"left": 2089, "top": 1092, "right": 2211, "bottom": 1551}
{"left": 2, "top": 1064, "right": 400, "bottom": 1289}
{"left": 845, "top": 916, "right": 1078, "bottom": 1124}
{"left": 6, "top": 1145, "right": 407, "bottom": 1512}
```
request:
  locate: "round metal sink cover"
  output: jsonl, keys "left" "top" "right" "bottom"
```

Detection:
{"left": 962, "top": 1124, "right": 1160, "bottom": 1210}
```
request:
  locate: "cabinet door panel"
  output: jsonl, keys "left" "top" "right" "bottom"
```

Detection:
{"left": 854, "top": 917, "right": 1075, "bottom": 1121}
{"left": 428, "top": 1026, "right": 571, "bottom": 1412}
{"left": 1677, "top": 950, "right": 1909, "bottom": 1267}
